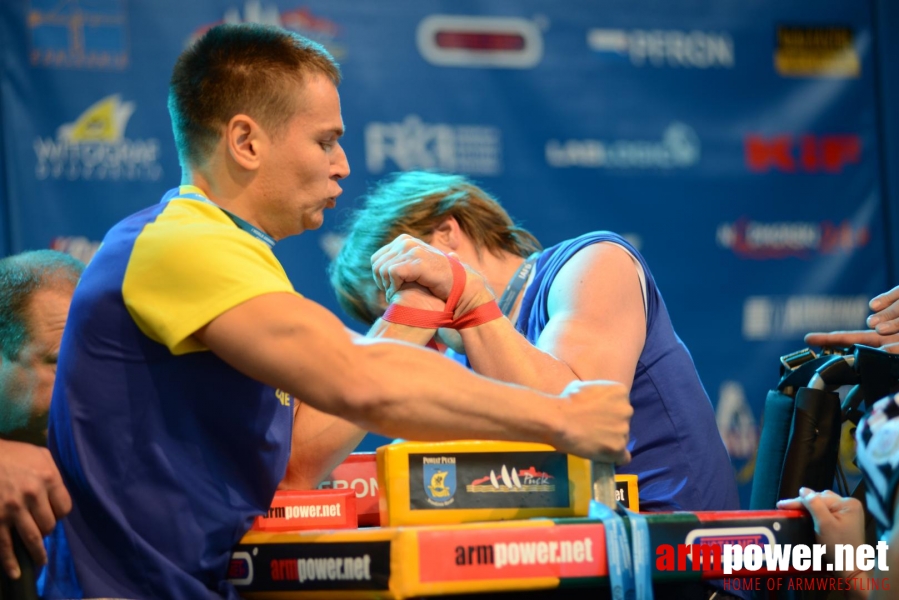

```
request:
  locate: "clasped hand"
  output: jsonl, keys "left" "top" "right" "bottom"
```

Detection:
{"left": 371, "top": 235, "right": 493, "bottom": 317}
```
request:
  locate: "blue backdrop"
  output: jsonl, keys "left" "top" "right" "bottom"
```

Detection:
{"left": 1, "top": 0, "right": 896, "bottom": 507}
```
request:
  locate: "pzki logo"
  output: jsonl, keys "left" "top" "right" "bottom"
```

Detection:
{"left": 33, "top": 94, "right": 162, "bottom": 181}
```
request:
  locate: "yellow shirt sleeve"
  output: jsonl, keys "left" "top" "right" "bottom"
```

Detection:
{"left": 123, "top": 200, "right": 300, "bottom": 355}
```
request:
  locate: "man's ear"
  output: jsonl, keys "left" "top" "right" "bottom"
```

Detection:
{"left": 431, "top": 217, "right": 462, "bottom": 251}
{"left": 226, "top": 114, "right": 265, "bottom": 171}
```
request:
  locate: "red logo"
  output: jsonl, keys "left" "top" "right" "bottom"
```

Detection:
{"left": 745, "top": 134, "right": 860, "bottom": 173}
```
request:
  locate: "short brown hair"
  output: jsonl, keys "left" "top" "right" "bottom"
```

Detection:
{"left": 0, "top": 250, "right": 84, "bottom": 360}
{"left": 329, "top": 171, "right": 541, "bottom": 325}
{"left": 168, "top": 23, "right": 341, "bottom": 168}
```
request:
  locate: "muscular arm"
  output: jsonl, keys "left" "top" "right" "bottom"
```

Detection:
{"left": 459, "top": 243, "right": 646, "bottom": 394}
{"left": 279, "top": 322, "right": 436, "bottom": 490}
{"left": 195, "top": 292, "right": 632, "bottom": 462}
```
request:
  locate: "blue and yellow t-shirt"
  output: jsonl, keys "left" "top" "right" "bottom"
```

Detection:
{"left": 43, "top": 186, "right": 297, "bottom": 599}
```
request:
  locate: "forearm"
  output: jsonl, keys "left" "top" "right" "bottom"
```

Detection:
{"left": 347, "top": 337, "right": 563, "bottom": 445}
{"left": 459, "top": 319, "right": 580, "bottom": 395}
{"left": 367, "top": 318, "right": 435, "bottom": 346}
{"left": 280, "top": 403, "right": 367, "bottom": 490}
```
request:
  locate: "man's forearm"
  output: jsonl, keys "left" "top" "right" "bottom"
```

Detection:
{"left": 459, "top": 319, "right": 580, "bottom": 394}
{"left": 367, "top": 318, "right": 435, "bottom": 346}
{"left": 281, "top": 402, "right": 367, "bottom": 490}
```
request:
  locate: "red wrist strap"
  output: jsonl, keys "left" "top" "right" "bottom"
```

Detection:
{"left": 381, "top": 254, "right": 503, "bottom": 330}
{"left": 454, "top": 300, "right": 503, "bottom": 329}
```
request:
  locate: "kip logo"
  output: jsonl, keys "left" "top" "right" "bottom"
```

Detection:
{"left": 417, "top": 15, "right": 544, "bottom": 69}
{"left": 365, "top": 115, "right": 502, "bottom": 176}
{"left": 745, "top": 134, "right": 860, "bottom": 173}
{"left": 467, "top": 465, "right": 555, "bottom": 493}
{"left": 33, "top": 94, "right": 162, "bottom": 182}
{"left": 423, "top": 457, "right": 457, "bottom": 507}
{"left": 29, "top": 0, "right": 129, "bottom": 70}
{"left": 187, "top": 2, "right": 346, "bottom": 59}
{"left": 227, "top": 551, "right": 254, "bottom": 586}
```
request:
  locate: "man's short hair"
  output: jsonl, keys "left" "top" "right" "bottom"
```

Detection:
{"left": 168, "top": 23, "right": 342, "bottom": 168}
{"left": 0, "top": 250, "right": 84, "bottom": 360}
{"left": 329, "top": 171, "right": 541, "bottom": 325}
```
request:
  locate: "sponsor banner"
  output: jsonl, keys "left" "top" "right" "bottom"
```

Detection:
{"left": 416, "top": 523, "right": 607, "bottom": 583}
{"left": 365, "top": 115, "right": 502, "bottom": 176}
{"left": 742, "top": 295, "right": 870, "bottom": 341}
{"left": 587, "top": 28, "right": 735, "bottom": 69}
{"left": 186, "top": 1, "right": 347, "bottom": 60}
{"left": 33, "top": 94, "right": 163, "bottom": 182}
{"left": 775, "top": 25, "right": 860, "bottom": 78}
{"left": 717, "top": 218, "right": 870, "bottom": 259}
{"left": 417, "top": 14, "right": 543, "bottom": 69}
{"left": 409, "top": 452, "right": 570, "bottom": 510}
{"left": 28, "top": 0, "right": 129, "bottom": 70}
{"left": 318, "top": 452, "right": 381, "bottom": 527}
{"left": 546, "top": 123, "right": 700, "bottom": 170}
{"left": 252, "top": 489, "right": 356, "bottom": 532}
{"left": 744, "top": 133, "right": 861, "bottom": 173}
{"left": 230, "top": 540, "right": 391, "bottom": 592}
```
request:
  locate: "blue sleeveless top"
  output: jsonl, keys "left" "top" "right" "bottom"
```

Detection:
{"left": 515, "top": 231, "right": 738, "bottom": 511}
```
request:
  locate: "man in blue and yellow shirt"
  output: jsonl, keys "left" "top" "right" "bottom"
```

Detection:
{"left": 42, "top": 23, "right": 634, "bottom": 599}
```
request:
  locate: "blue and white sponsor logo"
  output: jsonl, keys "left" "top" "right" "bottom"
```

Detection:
{"left": 423, "top": 459, "right": 457, "bottom": 507}
{"left": 366, "top": 115, "right": 502, "bottom": 176}
{"left": 742, "top": 295, "right": 870, "bottom": 341}
{"left": 546, "top": 122, "right": 700, "bottom": 169}
{"left": 588, "top": 28, "right": 734, "bottom": 69}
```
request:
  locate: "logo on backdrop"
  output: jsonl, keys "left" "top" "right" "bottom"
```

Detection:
{"left": 50, "top": 236, "right": 101, "bottom": 264}
{"left": 365, "top": 115, "right": 502, "bottom": 176}
{"left": 716, "top": 381, "right": 758, "bottom": 462}
{"left": 187, "top": 1, "right": 346, "bottom": 59}
{"left": 417, "top": 14, "right": 544, "bottom": 69}
{"left": 33, "top": 94, "right": 162, "bottom": 181}
{"left": 587, "top": 28, "right": 734, "bottom": 69}
{"left": 28, "top": 0, "right": 129, "bottom": 70}
{"left": 774, "top": 26, "right": 859, "bottom": 79}
{"left": 742, "top": 295, "right": 870, "bottom": 341}
{"left": 716, "top": 218, "right": 870, "bottom": 259}
{"left": 745, "top": 134, "right": 861, "bottom": 173}
{"left": 546, "top": 122, "right": 700, "bottom": 169}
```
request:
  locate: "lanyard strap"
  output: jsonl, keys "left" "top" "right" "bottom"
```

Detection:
{"left": 624, "top": 508, "right": 654, "bottom": 600}
{"left": 497, "top": 253, "right": 538, "bottom": 317}
{"left": 589, "top": 501, "right": 635, "bottom": 600}
{"left": 161, "top": 186, "right": 277, "bottom": 248}
{"left": 589, "top": 501, "right": 654, "bottom": 600}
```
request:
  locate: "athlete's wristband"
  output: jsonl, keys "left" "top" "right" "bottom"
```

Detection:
{"left": 381, "top": 254, "right": 502, "bottom": 330}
